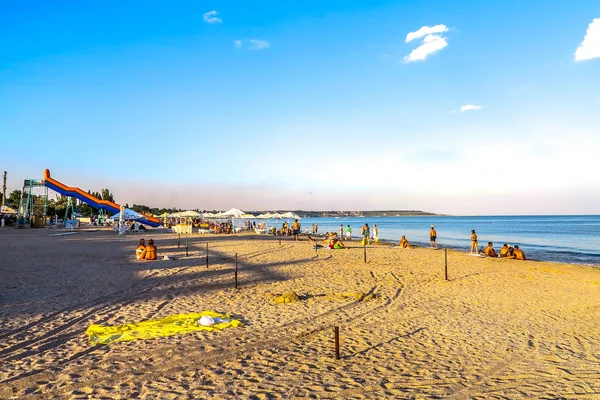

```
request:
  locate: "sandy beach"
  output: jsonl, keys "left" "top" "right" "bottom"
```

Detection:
{"left": 0, "top": 228, "right": 599, "bottom": 399}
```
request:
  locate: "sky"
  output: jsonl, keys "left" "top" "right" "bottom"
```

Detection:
{"left": 1, "top": 0, "right": 599, "bottom": 215}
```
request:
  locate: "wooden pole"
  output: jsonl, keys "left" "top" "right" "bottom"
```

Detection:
{"left": 178, "top": 233, "right": 180, "bottom": 248}
{"left": 445, "top": 248, "right": 448, "bottom": 281}
{"left": 279, "top": 236, "right": 281, "bottom": 246}
{"left": 185, "top": 234, "right": 188, "bottom": 256}
{"left": 206, "top": 242, "right": 209, "bottom": 268}
{"left": 234, "top": 252, "right": 238, "bottom": 289}
{"left": 334, "top": 326, "right": 340, "bottom": 360}
{"left": 363, "top": 242, "right": 367, "bottom": 263}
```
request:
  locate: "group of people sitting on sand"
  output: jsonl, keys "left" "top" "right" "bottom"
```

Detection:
{"left": 135, "top": 239, "right": 158, "bottom": 261}
{"left": 484, "top": 242, "right": 526, "bottom": 260}
{"left": 307, "top": 233, "right": 347, "bottom": 249}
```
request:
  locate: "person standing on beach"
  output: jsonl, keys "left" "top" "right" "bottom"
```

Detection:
{"left": 470, "top": 230, "right": 479, "bottom": 253}
{"left": 429, "top": 225, "right": 438, "bottom": 249}
{"left": 339, "top": 224, "right": 344, "bottom": 239}
{"left": 361, "top": 223, "right": 370, "bottom": 245}
{"left": 292, "top": 219, "right": 301, "bottom": 241}
{"left": 315, "top": 224, "right": 318, "bottom": 235}
{"left": 346, "top": 225, "right": 352, "bottom": 241}
{"left": 311, "top": 224, "right": 315, "bottom": 234}
{"left": 372, "top": 224, "right": 379, "bottom": 245}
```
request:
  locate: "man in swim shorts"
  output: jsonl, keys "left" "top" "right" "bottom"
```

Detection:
{"left": 292, "top": 219, "right": 301, "bottom": 241}
{"left": 346, "top": 225, "right": 352, "bottom": 240}
{"left": 429, "top": 225, "right": 438, "bottom": 249}
{"left": 484, "top": 242, "right": 498, "bottom": 257}
{"left": 510, "top": 245, "right": 526, "bottom": 260}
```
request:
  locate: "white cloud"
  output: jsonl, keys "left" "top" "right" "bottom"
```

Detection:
{"left": 234, "top": 39, "right": 272, "bottom": 51}
{"left": 203, "top": 10, "right": 222, "bottom": 24}
{"left": 575, "top": 18, "right": 600, "bottom": 61}
{"left": 406, "top": 24, "right": 449, "bottom": 42}
{"left": 404, "top": 34, "right": 448, "bottom": 62}
{"left": 248, "top": 39, "right": 271, "bottom": 50}
{"left": 460, "top": 104, "right": 483, "bottom": 112}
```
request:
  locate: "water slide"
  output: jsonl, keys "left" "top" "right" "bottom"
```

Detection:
{"left": 42, "top": 169, "right": 161, "bottom": 227}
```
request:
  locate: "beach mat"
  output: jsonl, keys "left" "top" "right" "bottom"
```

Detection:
{"left": 85, "top": 311, "right": 242, "bottom": 345}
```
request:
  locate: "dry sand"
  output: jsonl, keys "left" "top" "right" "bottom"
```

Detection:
{"left": 0, "top": 227, "right": 599, "bottom": 399}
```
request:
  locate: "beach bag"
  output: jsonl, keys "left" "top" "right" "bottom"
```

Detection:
{"left": 360, "top": 237, "right": 366, "bottom": 245}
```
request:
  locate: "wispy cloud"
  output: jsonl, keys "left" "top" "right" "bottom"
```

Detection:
{"left": 575, "top": 18, "right": 600, "bottom": 61}
{"left": 233, "top": 39, "right": 272, "bottom": 51}
{"left": 460, "top": 104, "right": 483, "bottom": 112}
{"left": 406, "top": 24, "right": 449, "bottom": 42}
{"left": 404, "top": 34, "right": 448, "bottom": 62}
{"left": 203, "top": 10, "right": 222, "bottom": 24}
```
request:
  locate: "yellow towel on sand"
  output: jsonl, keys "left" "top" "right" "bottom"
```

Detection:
{"left": 85, "top": 311, "right": 242, "bottom": 345}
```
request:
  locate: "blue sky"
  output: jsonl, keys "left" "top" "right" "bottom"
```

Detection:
{"left": 1, "top": 1, "right": 599, "bottom": 214}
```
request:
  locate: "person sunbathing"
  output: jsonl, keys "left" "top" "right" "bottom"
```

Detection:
{"left": 144, "top": 239, "right": 158, "bottom": 260}
{"left": 484, "top": 242, "right": 498, "bottom": 257}
{"left": 329, "top": 237, "right": 346, "bottom": 249}
{"left": 136, "top": 239, "right": 147, "bottom": 260}
{"left": 499, "top": 244, "right": 509, "bottom": 257}
{"left": 511, "top": 245, "right": 526, "bottom": 260}
{"left": 399, "top": 236, "right": 409, "bottom": 248}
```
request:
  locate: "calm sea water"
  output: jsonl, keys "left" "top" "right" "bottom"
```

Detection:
{"left": 283, "top": 215, "right": 600, "bottom": 266}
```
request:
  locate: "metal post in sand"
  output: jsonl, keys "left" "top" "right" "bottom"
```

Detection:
{"left": 363, "top": 242, "right": 367, "bottom": 263}
{"left": 178, "top": 233, "right": 181, "bottom": 248}
{"left": 279, "top": 235, "right": 281, "bottom": 246}
{"left": 186, "top": 234, "right": 188, "bottom": 257}
{"left": 445, "top": 248, "right": 448, "bottom": 281}
{"left": 334, "top": 326, "right": 340, "bottom": 360}
{"left": 234, "top": 252, "right": 238, "bottom": 289}
{"left": 206, "top": 242, "right": 209, "bottom": 268}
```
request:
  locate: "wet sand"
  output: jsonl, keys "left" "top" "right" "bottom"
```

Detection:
{"left": 0, "top": 228, "right": 599, "bottom": 399}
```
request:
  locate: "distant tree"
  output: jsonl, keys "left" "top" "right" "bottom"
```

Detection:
{"left": 101, "top": 188, "right": 114, "bottom": 202}
{"left": 7, "top": 190, "right": 21, "bottom": 207}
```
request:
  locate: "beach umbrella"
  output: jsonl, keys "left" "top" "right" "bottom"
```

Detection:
{"left": 240, "top": 213, "right": 255, "bottom": 219}
{"left": 179, "top": 210, "right": 202, "bottom": 218}
{"left": 202, "top": 212, "right": 217, "bottom": 218}
{"left": 256, "top": 213, "right": 273, "bottom": 219}
{"left": 218, "top": 208, "right": 246, "bottom": 218}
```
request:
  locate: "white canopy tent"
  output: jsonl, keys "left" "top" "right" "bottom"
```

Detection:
{"left": 110, "top": 208, "right": 144, "bottom": 220}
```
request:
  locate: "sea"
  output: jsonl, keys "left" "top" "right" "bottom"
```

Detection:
{"left": 288, "top": 215, "right": 600, "bottom": 266}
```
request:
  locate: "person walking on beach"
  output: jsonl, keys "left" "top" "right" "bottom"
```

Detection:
{"left": 470, "top": 230, "right": 479, "bottom": 253}
{"left": 429, "top": 225, "right": 438, "bottom": 249}
{"left": 372, "top": 224, "right": 379, "bottom": 245}
{"left": 346, "top": 225, "right": 352, "bottom": 241}
{"left": 361, "top": 223, "right": 370, "bottom": 245}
